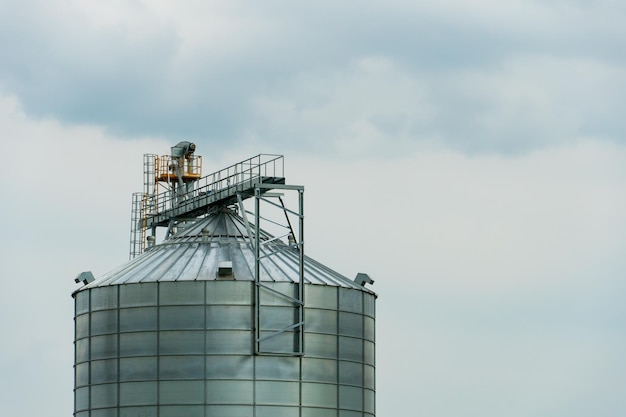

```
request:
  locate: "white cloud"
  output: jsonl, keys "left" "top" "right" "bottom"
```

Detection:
{"left": 0, "top": 94, "right": 168, "bottom": 416}
{"left": 295, "top": 141, "right": 626, "bottom": 291}
{"left": 287, "top": 142, "right": 626, "bottom": 416}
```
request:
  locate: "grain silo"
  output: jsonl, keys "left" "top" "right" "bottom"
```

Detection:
{"left": 72, "top": 144, "right": 376, "bottom": 417}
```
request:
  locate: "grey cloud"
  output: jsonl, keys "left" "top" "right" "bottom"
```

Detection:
{"left": 1, "top": 1, "right": 626, "bottom": 156}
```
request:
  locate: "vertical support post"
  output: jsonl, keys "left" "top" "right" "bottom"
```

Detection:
{"left": 254, "top": 187, "right": 261, "bottom": 355}
{"left": 298, "top": 188, "right": 304, "bottom": 353}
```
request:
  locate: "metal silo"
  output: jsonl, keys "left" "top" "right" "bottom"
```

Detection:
{"left": 72, "top": 146, "right": 376, "bottom": 417}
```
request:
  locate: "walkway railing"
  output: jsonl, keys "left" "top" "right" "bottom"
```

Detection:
{"left": 145, "top": 154, "right": 285, "bottom": 228}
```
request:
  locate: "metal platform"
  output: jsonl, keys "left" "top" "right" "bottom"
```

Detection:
{"left": 130, "top": 154, "right": 286, "bottom": 258}
{"left": 145, "top": 174, "right": 285, "bottom": 228}
{"left": 146, "top": 153, "right": 284, "bottom": 226}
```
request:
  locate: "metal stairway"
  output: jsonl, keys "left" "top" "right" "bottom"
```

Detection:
{"left": 144, "top": 154, "right": 285, "bottom": 229}
{"left": 130, "top": 154, "right": 286, "bottom": 259}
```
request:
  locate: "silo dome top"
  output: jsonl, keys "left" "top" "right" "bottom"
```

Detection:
{"left": 74, "top": 150, "right": 375, "bottom": 297}
{"left": 80, "top": 208, "right": 372, "bottom": 293}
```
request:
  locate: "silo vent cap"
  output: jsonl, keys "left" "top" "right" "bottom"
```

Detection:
{"left": 354, "top": 273, "right": 374, "bottom": 287}
{"left": 74, "top": 271, "right": 95, "bottom": 286}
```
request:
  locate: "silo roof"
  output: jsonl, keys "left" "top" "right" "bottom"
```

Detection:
{"left": 81, "top": 208, "right": 372, "bottom": 293}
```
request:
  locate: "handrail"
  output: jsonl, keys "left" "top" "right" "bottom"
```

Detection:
{"left": 148, "top": 154, "right": 284, "bottom": 216}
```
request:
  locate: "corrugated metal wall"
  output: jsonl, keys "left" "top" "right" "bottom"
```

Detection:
{"left": 74, "top": 281, "right": 376, "bottom": 417}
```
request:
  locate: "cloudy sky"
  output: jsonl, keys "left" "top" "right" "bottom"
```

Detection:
{"left": 1, "top": 1, "right": 625, "bottom": 416}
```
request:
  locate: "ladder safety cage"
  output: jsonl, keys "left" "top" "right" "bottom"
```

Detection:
{"left": 129, "top": 192, "right": 147, "bottom": 260}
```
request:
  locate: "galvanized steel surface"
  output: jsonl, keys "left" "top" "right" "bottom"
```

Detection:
{"left": 82, "top": 209, "right": 370, "bottom": 292}
{"left": 74, "top": 207, "right": 376, "bottom": 416}
{"left": 74, "top": 281, "right": 376, "bottom": 417}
